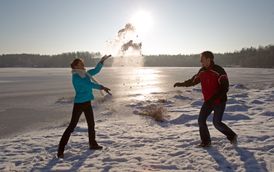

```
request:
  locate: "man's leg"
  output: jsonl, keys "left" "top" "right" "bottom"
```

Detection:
{"left": 212, "top": 102, "right": 237, "bottom": 141}
{"left": 58, "top": 103, "right": 82, "bottom": 156}
{"left": 198, "top": 103, "right": 213, "bottom": 144}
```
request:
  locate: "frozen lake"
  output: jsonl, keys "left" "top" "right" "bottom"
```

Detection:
{"left": 0, "top": 67, "right": 274, "bottom": 138}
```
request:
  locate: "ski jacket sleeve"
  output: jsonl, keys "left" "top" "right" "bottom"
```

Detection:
{"left": 73, "top": 75, "right": 103, "bottom": 91}
{"left": 178, "top": 68, "right": 203, "bottom": 87}
{"left": 87, "top": 62, "right": 103, "bottom": 76}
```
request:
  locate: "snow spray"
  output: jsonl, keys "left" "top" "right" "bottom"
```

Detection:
{"left": 103, "top": 23, "right": 143, "bottom": 67}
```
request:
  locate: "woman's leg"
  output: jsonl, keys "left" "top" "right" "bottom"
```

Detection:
{"left": 83, "top": 102, "right": 102, "bottom": 149}
{"left": 83, "top": 102, "right": 96, "bottom": 145}
{"left": 58, "top": 103, "right": 83, "bottom": 156}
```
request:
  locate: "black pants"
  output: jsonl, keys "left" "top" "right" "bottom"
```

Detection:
{"left": 58, "top": 101, "right": 97, "bottom": 154}
{"left": 198, "top": 102, "right": 236, "bottom": 143}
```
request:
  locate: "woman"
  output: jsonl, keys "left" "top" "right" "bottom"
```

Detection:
{"left": 57, "top": 55, "right": 111, "bottom": 158}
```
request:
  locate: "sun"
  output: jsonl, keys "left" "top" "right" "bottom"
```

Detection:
{"left": 130, "top": 10, "right": 153, "bottom": 33}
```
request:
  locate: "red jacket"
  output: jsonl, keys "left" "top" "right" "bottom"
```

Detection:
{"left": 180, "top": 63, "right": 229, "bottom": 104}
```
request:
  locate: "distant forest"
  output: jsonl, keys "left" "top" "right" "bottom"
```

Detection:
{"left": 0, "top": 45, "right": 274, "bottom": 68}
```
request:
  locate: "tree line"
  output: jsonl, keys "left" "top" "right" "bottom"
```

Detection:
{"left": 0, "top": 45, "right": 273, "bottom": 68}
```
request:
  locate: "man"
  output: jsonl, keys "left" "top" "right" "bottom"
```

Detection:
{"left": 57, "top": 55, "right": 111, "bottom": 158}
{"left": 174, "top": 51, "right": 237, "bottom": 147}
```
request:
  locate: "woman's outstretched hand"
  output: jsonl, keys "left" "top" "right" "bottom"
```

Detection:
{"left": 100, "top": 55, "right": 111, "bottom": 64}
{"left": 101, "top": 86, "right": 112, "bottom": 95}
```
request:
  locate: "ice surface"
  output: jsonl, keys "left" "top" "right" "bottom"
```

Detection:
{"left": 0, "top": 67, "right": 273, "bottom": 171}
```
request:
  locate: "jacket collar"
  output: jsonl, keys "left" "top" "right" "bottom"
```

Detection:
{"left": 71, "top": 69, "right": 87, "bottom": 78}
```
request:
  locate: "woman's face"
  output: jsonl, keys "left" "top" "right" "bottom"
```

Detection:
{"left": 75, "top": 60, "right": 85, "bottom": 70}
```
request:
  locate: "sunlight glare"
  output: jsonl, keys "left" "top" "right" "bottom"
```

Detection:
{"left": 133, "top": 68, "right": 161, "bottom": 96}
{"left": 130, "top": 10, "right": 153, "bottom": 34}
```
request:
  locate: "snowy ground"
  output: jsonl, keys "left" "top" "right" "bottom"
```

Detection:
{"left": 0, "top": 67, "right": 274, "bottom": 171}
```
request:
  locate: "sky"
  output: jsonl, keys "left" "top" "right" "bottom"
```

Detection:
{"left": 0, "top": 0, "right": 274, "bottom": 55}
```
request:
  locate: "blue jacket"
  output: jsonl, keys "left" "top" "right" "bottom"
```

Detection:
{"left": 72, "top": 63, "right": 103, "bottom": 103}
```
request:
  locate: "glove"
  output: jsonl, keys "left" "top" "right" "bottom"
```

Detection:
{"left": 99, "top": 55, "right": 111, "bottom": 64}
{"left": 101, "top": 86, "right": 112, "bottom": 95}
{"left": 174, "top": 82, "right": 185, "bottom": 87}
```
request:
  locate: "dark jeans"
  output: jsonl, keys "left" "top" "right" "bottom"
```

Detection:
{"left": 58, "top": 101, "right": 97, "bottom": 154}
{"left": 198, "top": 102, "right": 236, "bottom": 143}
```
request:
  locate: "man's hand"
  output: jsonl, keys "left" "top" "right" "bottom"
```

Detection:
{"left": 174, "top": 82, "right": 184, "bottom": 87}
{"left": 100, "top": 55, "right": 111, "bottom": 64}
{"left": 101, "top": 86, "right": 112, "bottom": 95}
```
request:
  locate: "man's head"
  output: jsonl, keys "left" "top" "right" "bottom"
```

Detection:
{"left": 71, "top": 58, "right": 85, "bottom": 70}
{"left": 200, "top": 51, "right": 214, "bottom": 68}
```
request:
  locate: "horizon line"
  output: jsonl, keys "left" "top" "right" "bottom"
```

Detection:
{"left": 1, "top": 44, "right": 273, "bottom": 56}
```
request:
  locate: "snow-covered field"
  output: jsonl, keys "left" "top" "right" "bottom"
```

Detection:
{"left": 0, "top": 67, "right": 274, "bottom": 171}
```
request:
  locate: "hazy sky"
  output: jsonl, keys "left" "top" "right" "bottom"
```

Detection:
{"left": 0, "top": 0, "right": 274, "bottom": 55}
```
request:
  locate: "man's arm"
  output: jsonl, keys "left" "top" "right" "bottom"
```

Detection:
{"left": 174, "top": 75, "right": 200, "bottom": 87}
{"left": 174, "top": 68, "right": 203, "bottom": 87}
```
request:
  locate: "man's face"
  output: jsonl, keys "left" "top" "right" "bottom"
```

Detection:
{"left": 200, "top": 55, "right": 211, "bottom": 68}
